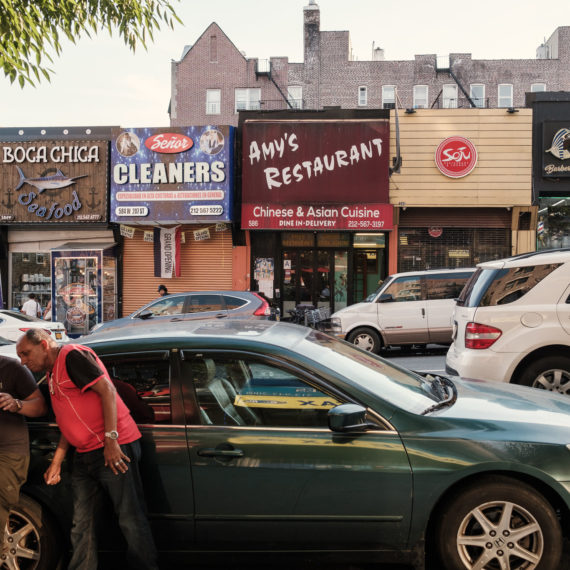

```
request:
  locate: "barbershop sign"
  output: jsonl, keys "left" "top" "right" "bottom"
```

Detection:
{"left": 241, "top": 120, "right": 392, "bottom": 230}
{"left": 0, "top": 141, "right": 108, "bottom": 223}
{"left": 110, "top": 126, "right": 234, "bottom": 224}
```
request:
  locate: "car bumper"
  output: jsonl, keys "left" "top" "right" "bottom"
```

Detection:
{"left": 445, "top": 345, "right": 515, "bottom": 383}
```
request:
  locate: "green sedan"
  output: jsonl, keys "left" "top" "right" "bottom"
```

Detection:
{"left": 10, "top": 320, "right": 570, "bottom": 570}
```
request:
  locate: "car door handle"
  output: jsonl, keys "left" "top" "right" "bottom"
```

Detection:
{"left": 31, "top": 440, "right": 58, "bottom": 452}
{"left": 197, "top": 448, "right": 244, "bottom": 458}
{"left": 421, "top": 308, "right": 426, "bottom": 317}
{"left": 215, "top": 313, "right": 228, "bottom": 319}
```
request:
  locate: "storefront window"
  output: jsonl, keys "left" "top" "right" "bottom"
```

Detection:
{"left": 537, "top": 197, "right": 570, "bottom": 250}
{"left": 11, "top": 252, "right": 51, "bottom": 314}
{"left": 398, "top": 228, "right": 510, "bottom": 272}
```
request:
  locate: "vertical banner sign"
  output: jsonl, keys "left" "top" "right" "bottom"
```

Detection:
{"left": 153, "top": 227, "right": 181, "bottom": 278}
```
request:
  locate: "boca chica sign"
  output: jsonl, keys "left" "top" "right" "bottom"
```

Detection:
{"left": 110, "top": 126, "right": 234, "bottom": 224}
{"left": 0, "top": 141, "right": 108, "bottom": 223}
{"left": 435, "top": 136, "right": 478, "bottom": 178}
{"left": 241, "top": 119, "right": 392, "bottom": 230}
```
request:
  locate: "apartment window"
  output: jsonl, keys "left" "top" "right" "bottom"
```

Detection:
{"left": 206, "top": 89, "right": 221, "bottom": 115}
{"left": 358, "top": 86, "right": 368, "bottom": 107}
{"left": 235, "top": 88, "right": 261, "bottom": 112}
{"left": 531, "top": 83, "right": 546, "bottom": 92}
{"left": 498, "top": 84, "right": 513, "bottom": 108}
{"left": 209, "top": 35, "right": 217, "bottom": 63}
{"left": 287, "top": 86, "right": 303, "bottom": 109}
{"left": 470, "top": 84, "right": 485, "bottom": 108}
{"left": 443, "top": 84, "right": 458, "bottom": 108}
{"left": 413, "top": 85, "right": 428, "bottom": 109}
{"left": 382, "top": 85, "right": 395, "bottom": 109}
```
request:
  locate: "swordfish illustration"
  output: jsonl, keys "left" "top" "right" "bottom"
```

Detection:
{"left": 15, "top": 166, "right": 87, "bottom": 193}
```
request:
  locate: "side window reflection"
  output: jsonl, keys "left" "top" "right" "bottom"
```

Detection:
{"left": 192, "top": 356, "right": 343, "bottom": 428}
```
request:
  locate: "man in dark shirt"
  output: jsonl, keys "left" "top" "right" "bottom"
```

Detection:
{"left": 0, "top": 356, "right": 47, "bottom": 539}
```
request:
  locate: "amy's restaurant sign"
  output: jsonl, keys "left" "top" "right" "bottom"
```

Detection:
{"left": 241, "top": 120, "right": 392, "bottom": 230}
{"left": 110, "top": 126, "right": 235, "bottom": 224}
{"left": 0, "top": 141, "right": 108, "bottom": 223}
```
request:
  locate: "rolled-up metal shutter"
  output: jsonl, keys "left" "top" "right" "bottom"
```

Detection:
{"left": 121, "top": 225, "right": 233, "bottom": 315}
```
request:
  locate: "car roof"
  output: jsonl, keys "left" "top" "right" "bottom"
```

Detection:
{"left": 83, "top": 319, "right": 306, "bottom": 351}
{"left": 477, "top": 248, "right": 570, "bottom": 269}
{"left": 387, "top": 267, "right": 476, "bottom": 279}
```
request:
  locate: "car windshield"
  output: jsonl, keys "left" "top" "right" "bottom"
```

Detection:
{"left": 365, "top": 276, "right": 393, "bottom": 301}
{"left": 296, "top": 330, "right": 441, "bottom": 414}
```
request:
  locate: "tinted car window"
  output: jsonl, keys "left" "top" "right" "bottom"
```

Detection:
{"left": 460, "top": 264, "right": 562, "bottom": 307}
{"left": 188, "top": 294, "right": 224, "bottom": 313}
{"left": 192, "top": 355, "right": 343, "bottom": 428}
{"left": 144, "top": 296, "right": 185, "bottom": 317}
{"left": 224, "top": 296, "right": 248, "bottom": 310}
{"left": 383, "top": 276, "right": 422, "bottom": 302}
{"left": 101, "top": 352, "right": 171, "bottom": 423}
{"left": 425, "top": 271, "right": 474, "bottom": 300}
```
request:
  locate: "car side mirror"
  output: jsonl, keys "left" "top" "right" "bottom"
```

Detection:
{"left": 328, "top": 403, "right": 369, "bottom": 433}
{"left": 378, "top": 293, "right": 393, "bottom": 303}
{"left": 137, "top": 309, "right": 154, "bottom": 320}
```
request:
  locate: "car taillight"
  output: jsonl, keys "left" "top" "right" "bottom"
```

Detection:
{"left": 464, "top": 322, "right": 502, "bottom": 349}
{"left": 19, "top": 327, "right": 53, "bottom": 335}
{"left": 252, "top": 293, "right": 271, "bottom": 316}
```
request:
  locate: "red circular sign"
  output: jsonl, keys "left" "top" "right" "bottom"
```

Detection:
{"left": 428, "top": 226, "right": 443, "bottom": 238}
{"left": 435, "top": 136, "right": 477, "bottom": 178}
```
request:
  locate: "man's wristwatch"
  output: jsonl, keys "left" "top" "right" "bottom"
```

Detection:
{"left": 14, "top": 399, "right": 23, "bottom": 411}
{"left": 104, "top": 430, "right": 119, "bottom": 440}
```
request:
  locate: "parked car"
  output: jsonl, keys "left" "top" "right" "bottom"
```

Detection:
{"left": 446, "top": 248, "right": 570, "bottom": 395}
{"left": 10, "top": 320, "right": 570, "bottom": 569}
{"left": 330, "top": 268, "right": 475, "bottom": 352}
{"left": 0, "top": 309, "right": 68, "bottom": 342}
{"left": 89, "top": 290, "right": 273, "bottom": 334}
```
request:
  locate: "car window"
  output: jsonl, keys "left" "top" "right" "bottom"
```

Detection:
{"left": 191, "top": 355, "right": 344, "bottom": 428}
{"left": 188, "top": 294, "right": 224, "bottom": 313}
{"left": 144, "top": 296, "right": 185, "bottom": 317}
{"left": 382, "top": 276, "right": 422, "bottom": 302}
{"left": 1, "top": 311, "right": 36, "bottom": 322}
{"left": 425, "top": 271, "right": 474, "bottom": 300}
{"left": 224, "top": 296, "right": 248, "bottom": 310}
{"left": 101, "top": 352, "right": 171, "bottom": 423}
{"left": 462, "top": 264, "right": 562, "bottom": 307}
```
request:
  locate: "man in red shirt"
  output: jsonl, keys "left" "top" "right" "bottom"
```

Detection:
{"left": 16, "top": 329, "right": 158, "bottom": 570}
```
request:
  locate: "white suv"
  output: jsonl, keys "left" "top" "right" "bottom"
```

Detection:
{"left": 446, "top": 249, "right": 570, "bottom": 395}
{"left": 330, "top": 268, "right": 475, "bottom": 353}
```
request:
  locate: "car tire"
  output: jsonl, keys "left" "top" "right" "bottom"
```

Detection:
{"left": 3, "top": 495, "right": 63, "bottom": 570}
{"left": 516, "top": 355, "right": 570, "bottom": 395}
{"left": 435, "top": 476, "right": 562, "bottom": 570}
{"left": 346, "top": 327, "right": 382, "bottom": 353}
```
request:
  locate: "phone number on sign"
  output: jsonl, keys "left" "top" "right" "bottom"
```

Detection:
{"left": 347, "top": 221, "right": 385, "bottom": 228}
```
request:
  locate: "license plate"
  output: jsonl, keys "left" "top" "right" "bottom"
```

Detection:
{"left": 55, "top": 331, "right": 62, "bottom": 340}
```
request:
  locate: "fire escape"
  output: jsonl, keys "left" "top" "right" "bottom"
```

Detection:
{"left": 255, "top": 60, "right": 296, "bottom": 110}
{"left": 432, "top": 56, "right": 478, "bottom": 109}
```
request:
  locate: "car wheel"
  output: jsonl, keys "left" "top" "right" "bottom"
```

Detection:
{"left": 346, "top": 328, "right": 381, "bottom": 353}
{"left": 2, "top": 495, "right": 63, "bottom": 570}
{"left": 517, "top": 355, "right": 570, "bottom": 395}
{"left": 436, "top": 477, "right": 562, "bottom": 570}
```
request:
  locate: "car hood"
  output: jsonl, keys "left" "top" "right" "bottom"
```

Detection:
{"left": 434, "top": 376, "right": 570, "bottom": 440}
{"left": 333, "top": 302, "right": 371, "bottom": 316}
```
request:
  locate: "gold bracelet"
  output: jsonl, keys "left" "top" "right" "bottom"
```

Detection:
{"left": 14, "top": 399, "right": 23, "bottom": 411}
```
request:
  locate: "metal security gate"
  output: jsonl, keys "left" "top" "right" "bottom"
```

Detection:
{"left": 121, "top": 225, "right": 233, "bottom": 316}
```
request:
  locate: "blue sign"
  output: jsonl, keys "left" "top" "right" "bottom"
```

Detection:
{"left": 110, "top": 126, "right": 234, "bottom": 223}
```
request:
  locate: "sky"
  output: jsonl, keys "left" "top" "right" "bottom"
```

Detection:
{"left": 0, "top": 0, "right": 568, "bottom": 128}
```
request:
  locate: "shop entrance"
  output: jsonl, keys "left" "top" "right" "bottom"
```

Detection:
{"left": 282, "top": 249, "right": 348, "bottom": 317}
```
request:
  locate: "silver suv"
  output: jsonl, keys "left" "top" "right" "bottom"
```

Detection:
{"left": 331, "top": 268, "right": 475, "bottom": 353}
{"left": 446, "top": 249, "right": 570, "bottom": 395}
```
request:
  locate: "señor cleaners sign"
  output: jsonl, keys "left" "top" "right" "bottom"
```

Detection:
{"left": 435, "top": 136, "right": 478, "bottom": 178}
{"left": 241, "top": 120, "right": 392, "bottom": 230}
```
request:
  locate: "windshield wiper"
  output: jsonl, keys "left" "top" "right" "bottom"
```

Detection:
{"left": 421, "top": 375, "right": 458, "bottom": 415}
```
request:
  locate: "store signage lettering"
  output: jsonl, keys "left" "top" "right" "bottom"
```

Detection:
{"left": 542, "top": 124, "right": 570, "bottom": 178}
{"left": 435, "top": 136, "right": 478, "bottom": 178}
{"left": 2, "top": 145, "right": 100, "bottom": 164}
{"left": 113, "top": 161, "right": 225, "bottom": 185}
{"left": 248, "top": 134, "right": 384, "bottom": 190}
{"left": 144, "top": 133, "right": 193, "bottom": 154}
{"left": 18, "top": 189, "right": 82, "bottom": 220}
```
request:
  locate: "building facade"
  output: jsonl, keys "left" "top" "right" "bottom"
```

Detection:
{"left": 170, "top": 1, "right": 570, "bottom": 127}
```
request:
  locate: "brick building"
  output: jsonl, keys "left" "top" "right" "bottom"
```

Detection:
{"left": 170, "top": 0, "right": 570, "bottom": 126}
